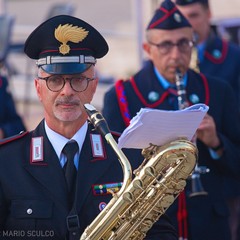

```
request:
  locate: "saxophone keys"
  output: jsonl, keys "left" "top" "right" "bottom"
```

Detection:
{"left": 123, "top": 191, "right": 134, "bottom": 203}
{"left": 174, "top": 179, "right": 187, "bottom": 191}
{"left": 159, "top": 195, "right": 174, "bottom": 208}
{"left": 133, "top": 179, "right": 143, "bottom": 190}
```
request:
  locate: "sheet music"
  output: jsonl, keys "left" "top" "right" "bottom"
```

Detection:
{"left": 118, "top": 103, "right": 209, "bottom": 149}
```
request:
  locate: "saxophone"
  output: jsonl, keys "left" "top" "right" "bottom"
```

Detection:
{"left": 81, "top": 103, "right": 198, "bottom": 240}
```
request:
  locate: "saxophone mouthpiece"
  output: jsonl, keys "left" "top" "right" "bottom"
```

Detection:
{"left": 84, "top": 103, "right": 98, "bottom": 116}
{"left": 84, "top": 103, "right": 111, "bottom": 136}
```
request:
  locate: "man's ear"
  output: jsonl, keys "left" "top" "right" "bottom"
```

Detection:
{"left": 207, "top": 7, "right": 212, "bottom": 20}
{"left": 143, "top": 42, "right": 151, "bottom": 56}
{"left": 35, "top": 78, "right": 43, "bottom": 102}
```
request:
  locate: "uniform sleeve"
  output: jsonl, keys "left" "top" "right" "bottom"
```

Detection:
{"left": 0, "top": 77, "right": 26, "bottom": 137}
{"left": 208, "top": 80, "right": 240, "bottom": 179}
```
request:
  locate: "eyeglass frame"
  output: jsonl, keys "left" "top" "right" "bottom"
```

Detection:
{"left": 148, "top": 38, "right": 194, "bottom": 55}
{"left": 37, "top": 74, "right": 96, "bottom": 92}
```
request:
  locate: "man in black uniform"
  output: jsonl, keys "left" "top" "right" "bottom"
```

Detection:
{"left": 102, "top": 0, "right": 240, "bottom": 239}
{"left": 0, "top": 15, "right": 178, "bottom": 239}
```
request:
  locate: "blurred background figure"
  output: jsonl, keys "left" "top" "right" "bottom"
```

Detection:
{"left": 175, "top": 1, "right": 240, "bottom": 240}
{"left": 0, "top": 75, "right": 26, "bottom": 139}
{"left": 175, "top": 0, "right": 240, "bottom": 112}
{"left": 0, "top": 2, "right": 26, "bottom": 139}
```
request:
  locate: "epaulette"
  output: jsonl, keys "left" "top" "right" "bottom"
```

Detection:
{"left": 0, "top": 131, "right": 29, "bottom": 146}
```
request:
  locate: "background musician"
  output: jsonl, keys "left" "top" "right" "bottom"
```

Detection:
{"left": 102, "top": 0, "right": 240, "bottom": 239}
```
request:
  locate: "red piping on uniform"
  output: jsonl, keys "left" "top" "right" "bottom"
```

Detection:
{"left": 130, "top": 77, "right": 170, "bottom": 108}
{"left": 204, "top": 39, "right": 228, "bottom": 64}
{"left": 177, "top": 191, "right": 188, "bottom": 240}
{"left": 115, "top": 80, "right": 132, "bottom": 126}
{"left": 200, "top": 73, "right": 210, "bottom": 105}
{"left": 0, "top": 131, "right": 29, "bottom": 145}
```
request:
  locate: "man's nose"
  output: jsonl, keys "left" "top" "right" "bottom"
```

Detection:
{"left": 170, "top": 45, "right": 182, "bottom": 58}
{"left": 61, "top": 80, "right": 74, "bottom": 93}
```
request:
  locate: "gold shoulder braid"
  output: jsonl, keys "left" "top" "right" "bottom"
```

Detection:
{"left": 54, "top": 24, "right": 89, "bottom": 55}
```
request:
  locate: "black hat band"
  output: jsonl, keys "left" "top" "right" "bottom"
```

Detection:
{"left": 36, "top": 55, "right": 96, "bottom": 67}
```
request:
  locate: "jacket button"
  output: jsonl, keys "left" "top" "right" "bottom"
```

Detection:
{"left": 27, "top": 208, "right": 33, "bottom": 214}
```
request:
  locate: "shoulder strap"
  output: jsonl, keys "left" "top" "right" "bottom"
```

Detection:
{"left": 0, "top": 131, "right": 29, "bottom": 146}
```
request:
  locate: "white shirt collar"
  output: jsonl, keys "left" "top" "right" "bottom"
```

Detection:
{"left": 44, "top": 120, "right": 88, "bottom": 160}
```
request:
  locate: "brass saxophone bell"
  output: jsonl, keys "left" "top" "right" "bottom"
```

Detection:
{"left": 189, "top": 165, "right": 209, "bottom": 197}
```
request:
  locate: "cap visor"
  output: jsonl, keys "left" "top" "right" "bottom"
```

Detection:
{"left": 41, "top": 63, "right": 92, "bottom": 74}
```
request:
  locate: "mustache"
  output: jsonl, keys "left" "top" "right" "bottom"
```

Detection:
{"left": 55, "top": 96, "right": 80, "bottom": 106}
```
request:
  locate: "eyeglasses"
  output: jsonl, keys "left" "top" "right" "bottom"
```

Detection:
{"left": 38, "top": 75, "right": 95, "bottom": 92}
{"left": 148, "top": 38, "right": 193, "bottom": 55}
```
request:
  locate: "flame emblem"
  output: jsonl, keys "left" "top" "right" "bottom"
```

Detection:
{"left": 55, "top": 23, "right": 89, "bottom": 55}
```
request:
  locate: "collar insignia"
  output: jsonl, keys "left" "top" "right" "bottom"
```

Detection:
{"left": 212, "top": 49, "right": 222, "bottom": 59}
{"left": 148, "top": 91, "right": 159, "bottom": 102}
{"left": 90, "top": 134, "right": 104, "bottom": 158}
{"left": 30, "top": 137, "right": 47, "bottom": 165}
{"left": 189, "top": 93, "right": 199, "bottom": 104}
{"left": 55, "top": 23, "right": 89, "bottom": 55}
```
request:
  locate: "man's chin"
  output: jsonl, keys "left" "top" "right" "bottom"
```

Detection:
{"left": 54, "top": 111, "right": 82, "bottom": 123}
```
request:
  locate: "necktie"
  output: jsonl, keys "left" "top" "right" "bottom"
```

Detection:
{"left": 62, "top": 141, "right": 79, "bottom": 207}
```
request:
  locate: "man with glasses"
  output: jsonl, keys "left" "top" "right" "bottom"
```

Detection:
{"left": 102, "top": 0, "right": 240, "bottom": 239}
{"left": 0, "top": 15, "right": 178, "bottom": 240}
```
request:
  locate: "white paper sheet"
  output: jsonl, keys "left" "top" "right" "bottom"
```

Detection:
{"left": 118, "top": 103, "right": 209, "bottom": 149}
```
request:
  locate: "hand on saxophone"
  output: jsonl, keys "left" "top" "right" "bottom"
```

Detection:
{"left": 196, "top": 113, "right": 223, "bottom": 155}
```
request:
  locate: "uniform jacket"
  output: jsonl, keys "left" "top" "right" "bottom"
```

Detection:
{"left": 102, "top": 61, "right": 240, "bottom": 240}
{"left": 200, "top": 32, "right": 240, "bottom": 112}
{"left": 199, "top": 32, "right": 240, "bottom": 199}
{"left": 0, "top": 76, "right": 26, "bottom": 137}
{"left": 0, "top": 120, "right": 177, "bottom": 240}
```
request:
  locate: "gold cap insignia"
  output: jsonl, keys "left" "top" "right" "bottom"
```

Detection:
{"left": 54, "top": 23, "right": 89, "bottom": 55}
